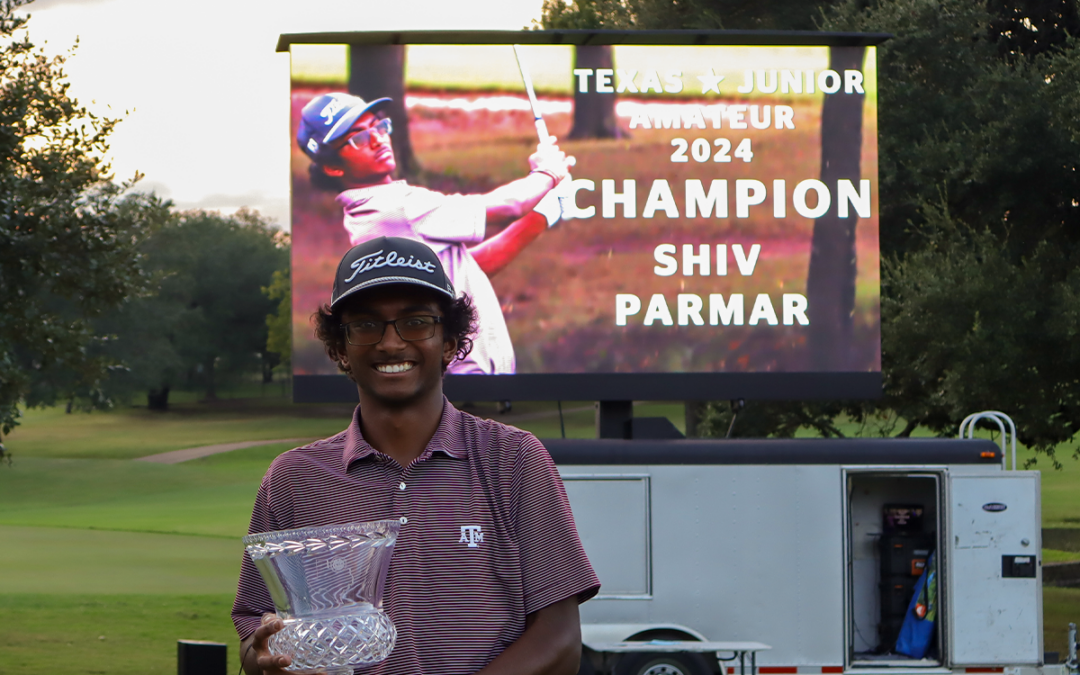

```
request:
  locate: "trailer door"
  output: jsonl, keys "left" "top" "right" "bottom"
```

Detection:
{"left": 947, "top": 472, "right": 1041, "bottom": 666}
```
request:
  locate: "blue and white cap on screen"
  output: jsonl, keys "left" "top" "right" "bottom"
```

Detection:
{"left": 331, "top": 237, "right": 456, "bottom": 310}
{"left": 297, "top": 92, "right": 392, "bottom": 162}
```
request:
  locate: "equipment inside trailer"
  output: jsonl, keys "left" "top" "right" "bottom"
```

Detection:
{"left": 848, "top": 472, "right": 943, "bottom": 668}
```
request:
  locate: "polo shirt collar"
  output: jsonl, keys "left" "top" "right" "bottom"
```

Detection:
{"left": 342, "top": 397, "right": 468, "bottom": 467}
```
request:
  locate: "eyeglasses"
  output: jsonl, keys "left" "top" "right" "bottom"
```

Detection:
{"left": 342, "top": 315, "right": 443, "bottom": 346}
{"left": 345, "top": 118, "right": 393, "bottom": 150}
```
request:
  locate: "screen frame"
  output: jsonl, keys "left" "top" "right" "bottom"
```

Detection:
{"left": 296, "top": 372, "right": 882, "bottom": 403}
{"left": 284, "top": 29, "right": 889, "bottom": 404}
{"left": 276, "top": 29, "right": 891, "bottom": 52}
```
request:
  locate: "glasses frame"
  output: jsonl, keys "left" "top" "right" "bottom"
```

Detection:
{"left": 345, "top": 118, "right": 393, "bottom": 150}
{"left": 342, "top": 315, "right": 444, "bottom": 346}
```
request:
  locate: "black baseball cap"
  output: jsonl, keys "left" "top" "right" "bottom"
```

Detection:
{"left": 331, "top": 237, "right": 455, "bottom": 310}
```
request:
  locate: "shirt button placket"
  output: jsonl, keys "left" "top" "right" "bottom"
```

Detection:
{"left": 395, "top": 470, "right": 409, "bottom": 527}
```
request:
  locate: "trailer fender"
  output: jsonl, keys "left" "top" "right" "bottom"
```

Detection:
{"left": 581, "top": 624, "right": 713, "bottom": 675}
{"left": 582, "top": 623, "right": 709, "bottom": 646}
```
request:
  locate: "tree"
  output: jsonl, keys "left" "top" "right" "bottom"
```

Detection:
{"left": 810, "top": 0, "right": 1080, "bottom": 461}
{"left": 539, "top": 0, "right": 633, "bottom": 29}
{"left": 264, "top": 266, "right": 292, "bottom": 379}
{"left": 538, "top": 0, "right": 843, "bottom": 31}
{"left": 806, "top": 46, "right": 867, "bottom": 370}
{"left": 988, "top": 0, "right": 1080, "bottom": 60}
{"left": 636, "top": 0, "right": 856, "bottom": 30}
{"left": 567, "top": 46, "right": 630, "bottom": 140}
{"left": 0, "top": 0, "right": 150, "bottom": 435}
{"left": 697, "top": 0, "right": 1080, "bottom": 462}
{"left": 539, "top": 1, "right": 634, "bottom": 140}
{"left": 820, "top": 0, "right": 1080, "bottom": 260}
{"left": 698, "top": 205, "right": 1080, "bottom": 465}
{"left": 154, "top": 210, "right": 287, "bottom": 402}
{"left": 85, "top": 194, "right": 179, "bottom": 410}
{"left": 95, "top": 209, "right": 289, "bottom": 408}
{"left": 349, "top": 45, "right": 420, "bottom": 178}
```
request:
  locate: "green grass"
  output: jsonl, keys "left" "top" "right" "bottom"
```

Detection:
{"left": 0, "top": 525, "right": 241, "bottom": 595}
{"left": 4, "top": 403, "right": 343, "bottom": 460}
{"left": 1044, "top": 586, "right": 1080, "bottom": 657}
{"left": 1, "top": 593, "right": 240, "bottom": 675}
{"left": 1028, "top": 449, "right": 1080, "bottom": 528}
{"left": 0, "top": 451, "right": 285, "bottom": 537}
{"left": 1043, "top": 549, "right": 1080, "bottom": 563}
{"left": 0, "top": 420, "right": 286, "bottom": 673}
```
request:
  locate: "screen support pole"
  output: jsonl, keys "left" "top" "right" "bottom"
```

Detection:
{"left": 595, "top": 400, "right": 633, "bottom": 439}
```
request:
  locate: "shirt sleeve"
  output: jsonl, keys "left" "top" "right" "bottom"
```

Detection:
{"left": 511, "top": 435, "right": 601, "bottom": 615}
{"left": 231, "top": 475, "right": 280, "bottom": 641}
{"left": 406, "top": 187, "right": 487, "bottom": 245}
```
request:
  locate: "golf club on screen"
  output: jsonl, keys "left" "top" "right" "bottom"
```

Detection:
{"left": 512, "top": 44, "right": 576, "bottom": 167}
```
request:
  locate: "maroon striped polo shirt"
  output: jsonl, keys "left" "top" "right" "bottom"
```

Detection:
{"left": 232, "top": 398, "right": 600, "bottom": 674}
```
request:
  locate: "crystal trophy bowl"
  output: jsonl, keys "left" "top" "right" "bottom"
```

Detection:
{"left": 243, "top": 520, "right": 400, "bottom": 675}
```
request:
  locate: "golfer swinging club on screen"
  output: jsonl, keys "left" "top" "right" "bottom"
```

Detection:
{"left": 298, "top": 92, "right": 576, "bottom": 375}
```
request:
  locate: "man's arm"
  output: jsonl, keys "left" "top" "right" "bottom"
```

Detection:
{"left": 482, "top": 142, "right": 571, "bottom": 227}
{"left": 469, "top": 211, "right": 548, "bottom": 277}
{"left": 487, "top": 435, "right": 599, "bottom": 674}
{"left": 474, "top": 596, "right": 582, "bottom": 675}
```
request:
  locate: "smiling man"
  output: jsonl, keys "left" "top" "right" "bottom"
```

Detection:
{"left": 297, "top": 92, "right": 576, "bottom": 375}
{"left": 233, "top": 237, "right": 599, "bottom": 675}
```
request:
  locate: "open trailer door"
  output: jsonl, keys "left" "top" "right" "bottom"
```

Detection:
{"left": 947, "top": 472, "right": 1042, "bottom": 666}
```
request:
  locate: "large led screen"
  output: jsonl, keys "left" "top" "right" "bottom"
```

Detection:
{"left": 288, "top": 35, "right": 881, "bottom": 402}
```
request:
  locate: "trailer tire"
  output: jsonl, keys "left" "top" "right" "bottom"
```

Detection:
{"left": 614, "top": 652, "right": 713, "bottom": 675}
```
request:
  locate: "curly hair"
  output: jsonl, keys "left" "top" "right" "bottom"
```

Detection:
{"left": 313, "top": 291, "right": 478, "bottom": 379}
{"left": 308, "top": 162, "right": 345, "bottom": 193}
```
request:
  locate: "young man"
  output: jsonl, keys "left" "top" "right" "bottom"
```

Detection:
{"left": 233, "top": 237, "right": 600, "bottom": 675}
{"left": 297, "top": 92, "right": 575, "bottom": 375}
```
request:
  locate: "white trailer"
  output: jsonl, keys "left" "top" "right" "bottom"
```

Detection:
{"left": 546, "top": 435, "right": 1062, "bottom": 675}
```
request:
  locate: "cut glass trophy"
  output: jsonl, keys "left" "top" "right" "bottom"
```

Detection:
{"left": 243, "top": 520, "right": 399, "bottom": 674}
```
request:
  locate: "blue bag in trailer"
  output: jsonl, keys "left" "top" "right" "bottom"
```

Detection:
{"left": 896, "top": 551, "right": 937, "bottom": 658}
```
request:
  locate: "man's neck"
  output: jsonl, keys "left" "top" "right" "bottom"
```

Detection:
{"left": 357, "top": 388, "right": 445, "bottom": 467}
{"left": 345, "top": 174, "right": 395, "bottom": 189}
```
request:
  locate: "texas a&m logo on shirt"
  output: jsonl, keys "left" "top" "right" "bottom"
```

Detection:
{"left": 459, "top": 525, "right": 483, "bottom": 548}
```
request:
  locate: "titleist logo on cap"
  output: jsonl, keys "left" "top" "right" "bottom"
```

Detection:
{"left": 344, "top": 249, "right": 437, "bottom": 284}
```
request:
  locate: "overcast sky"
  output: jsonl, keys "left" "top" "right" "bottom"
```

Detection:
{"left": 25, "top": 0, "right": 545, "bottom": 229}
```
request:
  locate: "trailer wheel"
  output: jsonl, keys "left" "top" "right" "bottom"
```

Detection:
{"left": 614, "top": 652, "right": 713, "bottom": 675}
